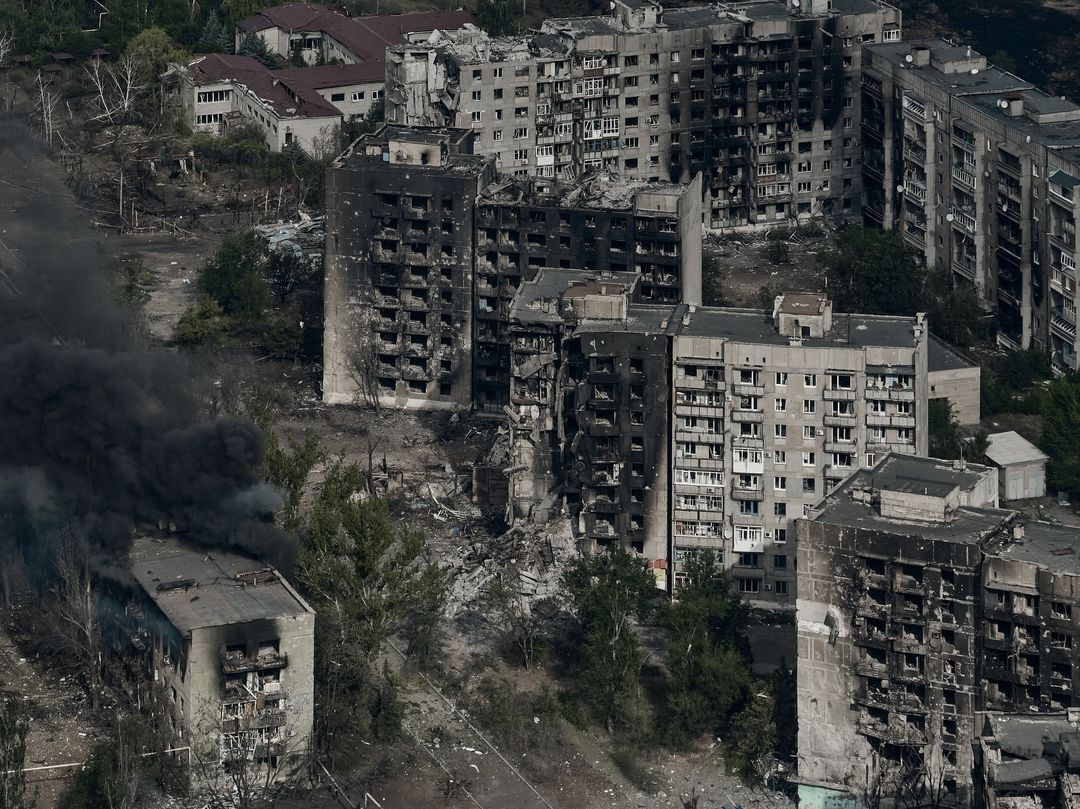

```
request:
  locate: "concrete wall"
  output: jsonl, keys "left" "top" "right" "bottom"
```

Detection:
{"left": 929, "top": 365, "right": 981, "bottom": 426}
{"left": 314, "top": 81, "right": 383, "bottom": 120}
{"left": 1000, "top": 459, "right": 1046, "bottom": 501}
{"left": 188, "top": 613, "right": 316, "bottom": 766}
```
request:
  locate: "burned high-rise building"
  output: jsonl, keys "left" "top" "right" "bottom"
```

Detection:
{"left": 796, "top": 454, "right": 1080, "bottom": 806}
{"left": 322, "top": 126, "right": 494, "bottom": 409}
{"left": 322, "top": 124, "right": 701, "bottom": 411}
{"left": 508, "top": 286, "right": 928, "bottom": 599}
{"left": 384, "top": 0, "right": 900, "bottom": 231}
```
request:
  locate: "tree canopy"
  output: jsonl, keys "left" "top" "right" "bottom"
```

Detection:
{"left": 819, "top": 227, "right": 926, "bottom": 316}
{"left": 561, "top": 547, "right": 655, "bottom": 735}
{"left": 1042, "top": 373, "right": 1080, "bottom": 497}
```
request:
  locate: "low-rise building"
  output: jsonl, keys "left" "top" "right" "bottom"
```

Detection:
{"left": 985, "top": 431, "right": 1049, "bottom": 502}
{"left": 974, "top": 712, "right": 1080, "bottom": 809}
{"left": 175, "top": 54, "right": 342, "bottom": 152}
{"left": 929, "top": 335, "right": 981, "bottom": 426}
{"left": 236, "top": 5, "right": 474, "bottom": 67}
{"left": 129, "top": 537, "right": 315, "bottom": 775}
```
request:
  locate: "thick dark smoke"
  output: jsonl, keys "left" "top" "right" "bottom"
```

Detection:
{"left": 0, "top": 116, "right": 295, "bottom": 569}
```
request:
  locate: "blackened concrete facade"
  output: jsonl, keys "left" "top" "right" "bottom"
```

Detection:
{"left": 322, "top": 126, "right": 494, "bottom": 408}
{"left": 129, "top": 538, "right": 315, "bottom": 775}
{"left": 385, "top": 0, "right": 901, "bottom": 232}
{"left": 322, "top": 124, "right": 702, "bottom": 411}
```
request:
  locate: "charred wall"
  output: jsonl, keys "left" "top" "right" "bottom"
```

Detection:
{"left": 322, "top": 156, "right": 491, "bottom": 408}
{"left": 564, "top": 327, "right": 672, "bottom": 567}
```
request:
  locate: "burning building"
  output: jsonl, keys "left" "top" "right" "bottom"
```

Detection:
{"left": 129, "top": 538, "right": 315, "bottom": 775}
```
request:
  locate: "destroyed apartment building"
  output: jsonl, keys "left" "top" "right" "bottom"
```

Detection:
{"left": 384, "top": 0, "right": 901, "bottom": 231}
{"left": 321, "top": 124, "right": 701, "bottom": 412}
{"left": 796, "top": 454, "right": 1080, "bottom": 807}
{"left": 129, "top": 538, "right": 315, "bottom": 775}
{"left": 506, "top": 281, "right": 928, "bottom": 599}
{"left": 859, "top": 39, "right": 1080, "bottom": 368}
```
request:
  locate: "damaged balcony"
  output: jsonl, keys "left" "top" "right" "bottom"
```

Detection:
{"left": 222, "top": 648, "right": 288, "bottom": 674}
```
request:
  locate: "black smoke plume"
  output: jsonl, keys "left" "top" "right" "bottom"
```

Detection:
{"left": 0, "top": 116, "right": 295, "bottom": 570}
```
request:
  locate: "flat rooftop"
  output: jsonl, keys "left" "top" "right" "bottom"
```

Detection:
{"left": 928, "top": 334, "right": 975, "bottom": 372}
{"left": 991, "top": 521, "right": 1080, "bottom": 575}
{"left": 509, "top": 268, "right": 638, "bottom": 325}
{"left": 809, "top": 454, "right": 1013, "bottom": 542}
{"left": 679, "top": 305, "right": 921, "bottom": 349}
{"left": 867, "top": 40, "right": 1034, "bottom": 98}
{"left": 332, "top": 126, "right": 492, "bottom": 174}
{"left": 986, "top": 713, "right": 1080, "bottom": 759}
{"left": 130, "top": 537, "right": 313, "bottom": 636}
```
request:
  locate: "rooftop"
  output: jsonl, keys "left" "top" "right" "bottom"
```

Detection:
{"left": 928, "top": 334, "right": 976, "bottom": 372}
{"left": 478, "top": 171, "right": 689, "bottom": 211}
{"left": 509, "top": 268, "right": 639, "bottom": 325}
{"left": 273, "top": 61, "right": 385, "bottom": 87}
{"left": 678, "top": 305, "right": 922, "bottom": 349}
{"left": 238, "top": 5, "right": 476, "bottom": 65}
{"left": 332, "top": 124, "right": 491, "bottom": 174}
{"left": 185, "top": 54, "right": 342, "bottom": 119}
{"left": 986, "top": 713, "right": 1080, "bottom": 760}
{"left": 808, "top": 454, "right": 1013, "bottom": 542}
{"left": 867, "top": 40, "right": 1034, "bottom": 97}
{"left": 985, "top": 431, "right": 1049, "bottom": 467}
{"left": 991, "top": 520, "right": 1080, "bottom": 575}
{"left": 130, "top": 537, "right": 313, "bottom": 636}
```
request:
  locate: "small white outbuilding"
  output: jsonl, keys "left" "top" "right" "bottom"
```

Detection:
{"left": 984, "top": 431, "right": 1048, "bottom": 502}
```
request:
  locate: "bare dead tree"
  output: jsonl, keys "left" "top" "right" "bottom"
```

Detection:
{"left": 85, "top": 55, "right": 146, "bottom": 127}
{"left": 345, "top": 318, "right": 384, "bottom": 412}
{"left": 0, "top": 29, "right": 12, "bottom": 68}
{"left": 34, "top": 71, "right": 61, "bottom": 147}
{"left": 51, "top": 531, "right": 105, "bottom": 710}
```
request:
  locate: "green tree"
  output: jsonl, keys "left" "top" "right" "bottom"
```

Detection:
{"left": 124, "top": 27, "right": 187, "bottom": 83}
{"left": 819, "top": 227, "right": 926, "bottom": 316}
{"left": 175, "top": 297, "right": 226, "bottom": 345}
{"left": 726, "top": 692, "right": 777, "bottom": 783}
{"left": 663, "top": 550, "right": 751, "bottom": 746}
{"left": 222, "top": 0, "right": 264, "bottom": 24}
{"left": 197, "top": 232, "right": 271, "bottom": 320}
{"left": 561, "top": 548, "right": 655, "bottom": 735}
{"left": 476, "top": 0, "right": 515, "bottom": 35}
{"left": 0, "top": 699, "right": 31, "bottom": 809}
{"left": 701, "top": 253, "right": 729, "bottom": 307}
{"left": 923, "top": 271, "right": 988, "bottom": 346}
{"left": 293, "top": 458, "right": 448, "bottom": 763}
{"left": 928, "top": 398, "right": 962, "bottom": 460}
{"left": 991, "top": 49, "right": 1018, "bottom": 74}
{"left": 1042, "top": 373, "right": 1080, "bottom": 497}
{"left": 114, "top": 258, "right": 158, "bottom": 312}
{"left": 238, "top": 30, "right": 277, "bottom": 68}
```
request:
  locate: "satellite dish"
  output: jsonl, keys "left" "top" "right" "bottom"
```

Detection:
{"left": 1026, "top": 135, "right": 1032, "bottom": 143}
{"left": 946, "top": 213, "right": 955, "bottom": 222}
{"left": 971, "top": 68, "right": 979, "bottom": 75}
{"left": 999, "top": 99, "right": 1008, "bottom": 109}
{"left": 905, "top": 54, "right": 913, "bottom": 63}
{"left": 897, "top": 184, "right": 905, "bottom": 193}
